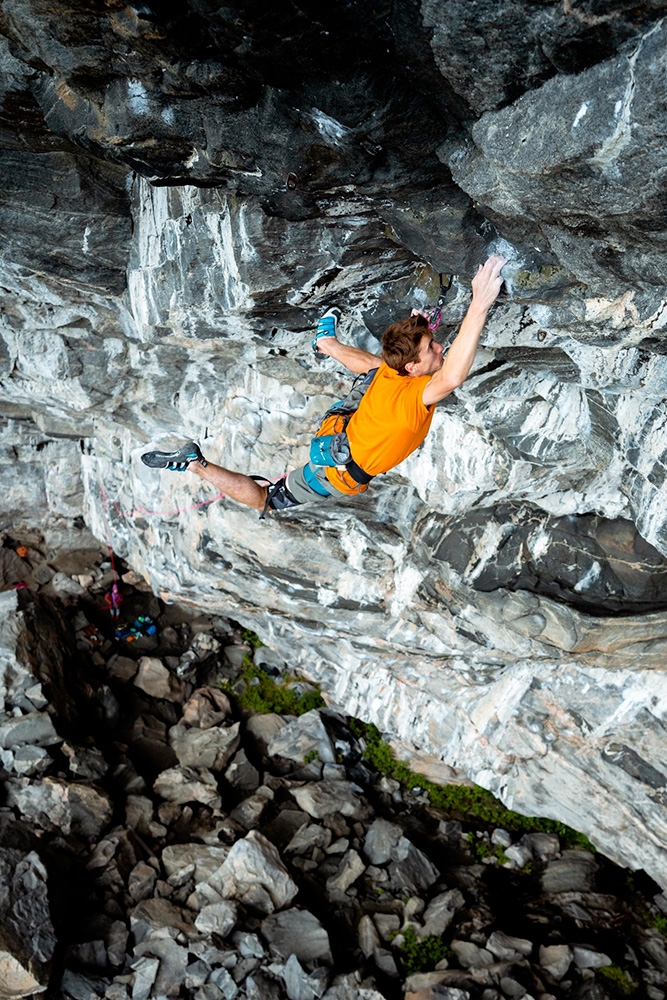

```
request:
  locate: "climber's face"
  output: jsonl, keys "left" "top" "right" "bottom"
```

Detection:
{"left": 404, "top": 333, "right": 444, "bottom": 377}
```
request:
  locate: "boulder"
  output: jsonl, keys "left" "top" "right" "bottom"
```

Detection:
{"left": 224, "top": 749, "right": 260, "bottom": 793}
{"left": 573, "top": 946, "right": 612, "bottom": 969}
{"left": 388, "top": 837, "right": 439, "bottom": 894}
{"left": 450, "top": 941, "right": 494, "bottom": 970}
{"left": 486, "top": 931, "right": 532, "bottom": 962}
{"left": 267, "top": 710, "right": 335, "bottom": 765}
{"left": 7, "top": 777, "right": 112, "bottom": 839}
{"left": 358, "top": 916, "right": 380, "bottom": 959}
{"left": 542, "top": 851, "right": 598, "bottom": 894}
{"left": 132, "top": 938, "right": 189, "bottom": 998}
{"left": 261, "top": 908, "right": 332, "bottom": 963}
{"left": 245, "top": 715, "right": 287, "bottom": 756}
{"left": 523, "top": 833, "right": 560, "bottom": 861}
{"left": 107, "top": 655, "right": 138, "bottom": 682}
{"left": 0, "top": 849, "right": 55, "bottom": 1000}
{"left": 539, "top": 944, "right": 572, "bottom": 981}
{"left": 181, "top": 688, "right": 232, "bottom": 728}
{"left": 129, "top": 899, "right": 194, "bottom": 945}
{"left": 194, "top": 902, "right": 237, "bottom": 938}
{"left": 363, "top": 818, "right": 403, "bottom": 865}
{"left": 153, "top": 767, "right": 222, "bottom": 809}
{"left": 168, "top": 721, "right": 241, "bottom": 771}
{"left": 326, "top": 850, "right": 366, "bottom": 895}
{"left": 0, "top": 745, "right": 51, "bottom": 777}
{"left": 128, "top": 862, "right": 157, "bottom": 902}
{"left": 290, "top": 781, "right": 371, "bottom": 821}
{"left": 134, "top": 657, "right": 185, "bottom": 702}
{"left": 162, "top": 843, "right": 229, "bottom": 885}
{"left": 211, "top": 831, "right": 298, "bottom": 915}
{"left": 0, "top": 712, "right": 59, "bottom": 750}
{"left": 229, "top": 787, "right": 274, "bottom": 831}
{"left": 421, "top": 890, "right": 465, "bottom": 938}
{"left": 281, "top": 955, "right": 328, "bottom": 1000}
{"left": 285, "top": 824, "right": 332, "bottom": 856}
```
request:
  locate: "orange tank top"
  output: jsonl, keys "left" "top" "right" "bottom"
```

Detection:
{"left": 323, "top": 363, "right": 435, "bottom": 496}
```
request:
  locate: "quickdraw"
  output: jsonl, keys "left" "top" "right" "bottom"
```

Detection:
{"left": 426, "top": 273, "right": 452, "bottom": 332}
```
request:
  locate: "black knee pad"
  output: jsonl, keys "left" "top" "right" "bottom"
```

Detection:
{"left": 263, "top": 477, "right": 302, "bottom": 516}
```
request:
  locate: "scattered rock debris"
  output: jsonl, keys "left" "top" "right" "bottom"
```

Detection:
{"left": 0, "top": 537, "right": 666, "bottom": 1000}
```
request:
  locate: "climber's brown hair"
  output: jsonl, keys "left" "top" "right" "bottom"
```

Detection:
{"left": 381, "top": 314, "right": 429, "bottom": 375}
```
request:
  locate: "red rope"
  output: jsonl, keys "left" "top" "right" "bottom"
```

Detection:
{"left": 106, "top": 491, "right": 226, "bottom": 519}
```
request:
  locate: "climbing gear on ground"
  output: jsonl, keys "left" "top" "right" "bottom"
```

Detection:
{"left": 115, "top": 615, "right": 157, "bottom": 642}
{"left": 312, "top": 307, "right": 341, "bottom": 357}
{"left": 426, "top": 273, "right": 452, "bottom": 332}
{"left": 141, "top": 441, "right": 208, "bottom": 472}
{"left": 81, "top": 624, "right": 104, "bottom": 646}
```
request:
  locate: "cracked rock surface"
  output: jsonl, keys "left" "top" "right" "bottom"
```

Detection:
{"left": 2, "top": 0, "right": 667, "bottom": 912}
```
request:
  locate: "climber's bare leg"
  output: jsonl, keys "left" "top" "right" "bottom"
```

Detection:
{"left": 190, "top": 460, "right": 267, "bottom": 511}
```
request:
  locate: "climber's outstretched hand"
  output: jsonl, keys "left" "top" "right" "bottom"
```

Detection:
{"left": 470, "top": 254, "right": 507, "bottom": 313}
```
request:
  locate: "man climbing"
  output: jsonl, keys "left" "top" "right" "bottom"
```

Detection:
{"left": 141, "top": 254, "right": 507, "bottom": 515}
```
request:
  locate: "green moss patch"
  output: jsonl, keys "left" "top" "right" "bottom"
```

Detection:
{"left": 351, "top": 719, "right": 594, "bottom": 850}
{"left": 598, "top": 965, "right": 637, "bottom": 997}
{"left": 395, "top": 924, "right": 453, "bottom": 974}
{"left": 241, "top": 628, "right": 264, "bottom": 649}
{"left": 223, "top": 657, "right": 325, "bottom": 717}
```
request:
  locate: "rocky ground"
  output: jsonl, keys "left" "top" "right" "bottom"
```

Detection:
{"left": 4, "top": 0, "right": 667, "bottom": 889}
{"left": 1, "top": 535, "right": 667, "bottom": 1000}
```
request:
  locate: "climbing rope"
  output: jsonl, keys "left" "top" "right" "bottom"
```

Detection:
{"left": 96, "top": 473, "right": 283, "bottom": 615}
{"left": 98, "top": 480, "right": 124, "bottom": 618}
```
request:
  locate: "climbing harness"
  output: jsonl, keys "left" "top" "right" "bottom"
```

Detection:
{"left": 255, "top": 369, "right": 377, "bottom": 518}
{"left": 426, "top": 273, "right": 452, "bottom": 332}
{"left": 306, "top": 369, "right": 376, "bottom": 484}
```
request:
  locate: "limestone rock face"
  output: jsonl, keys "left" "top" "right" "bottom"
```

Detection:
{"left": 423, "top": 0, "right": 665, "bottom": 115}
{"left": 446, "top": 17, "right": 667, "bottom": 294}
{"left": 2, "top": 2, "right": 667, "bottom": 888}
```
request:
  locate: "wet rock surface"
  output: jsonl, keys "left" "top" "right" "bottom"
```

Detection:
{"left": 1, "top": 552, "right": 667, "bottom": 1000}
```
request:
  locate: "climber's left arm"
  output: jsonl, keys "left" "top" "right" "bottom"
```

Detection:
{"left": 423, "top": 254, "right": 506, "bottom": 406}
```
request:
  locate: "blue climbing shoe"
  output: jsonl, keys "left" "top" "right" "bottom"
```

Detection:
{"left": 312, "top": 307, "right": 341, "bottom": 357}
{"left": 141, "top": 441, "right": 208, "bottom": 472}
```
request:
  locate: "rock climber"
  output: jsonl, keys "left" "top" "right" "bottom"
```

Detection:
{"left": 141, "top": 254, "right": 507, "bottom": 516}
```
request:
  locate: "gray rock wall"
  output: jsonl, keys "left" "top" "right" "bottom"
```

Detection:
{"left": 2, "top": 1, "right": 667, "bottom": 885}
